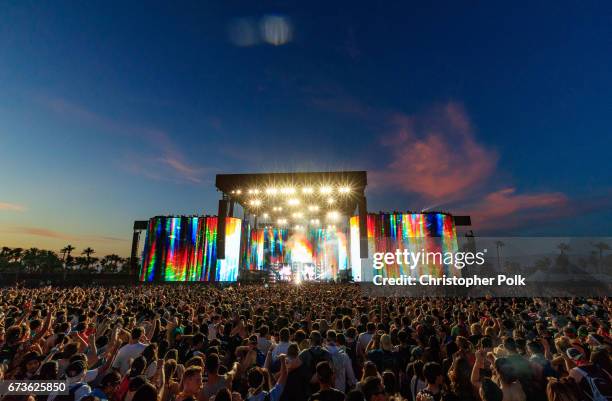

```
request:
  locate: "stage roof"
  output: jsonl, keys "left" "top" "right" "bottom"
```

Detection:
{"left": 216, "top": 171, "right": 367, "bottom": 225}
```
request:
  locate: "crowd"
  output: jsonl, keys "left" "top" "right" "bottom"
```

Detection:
{"left": 0, "top": 284, "right": 610, "bottom": 401}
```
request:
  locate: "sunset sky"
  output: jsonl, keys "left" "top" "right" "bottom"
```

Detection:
{"left": 1, "top": 1, "right": 611, "bottom": 256}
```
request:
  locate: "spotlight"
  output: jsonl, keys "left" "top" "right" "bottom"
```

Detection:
{"left": 287, "top": 198, "right": 300, "bottom": 206}
{"left": 250, "top": 199, "right": 262, "bottom": 207}
{"left": 248, "top": 188, "right": 260, "bottom": 195}
{"left": 302, "top": 187, "right": 314, "bottom": 194}
{"left": 266, "top": 187, "right": 278, "bottom": 195}
{"left": 310, "top": 219, "right": 320, "bottom": 225}
{"left": 327, "top": 197, "right": 335, "bottom": 205}
{"left": 280, "top": 187, "right": 296, "bottom": 195}
{"left": 278, "top": 218, "right": 287, "bottom": 225}
{"left": 339, "top": 186, "right": 351, "bottom": 194}
{"left": 292, "top": 212, "right": 303, "bottom": 218}
{"left": 327, "top": 211, "right": 339, "bottom": 221}
{"left": 235, "top": 189, "right": 242, "bottom": 195}
{"left": 308, "top": 205, "right": 319, "bottom": 212}
{"left": 262, "top": 213, "right": 269, "bottom": 218}
{"left": 320, "top": 186, "right": 332, "bottom": 194}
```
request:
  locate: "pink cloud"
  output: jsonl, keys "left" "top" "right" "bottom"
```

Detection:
{"left": 12, "top": 227, "right": 76, "bottom": 240}
{"left": 371, "top": 103, "right": 498, "bottom": 201}
{"left": 0, "top": 202, "right": 26, "bottom": 212}
{"left": 459, "top": 187, "right": 569, "bottom": 230}
{"left": 5, "top": 226, "right": 130, "bottom": 243}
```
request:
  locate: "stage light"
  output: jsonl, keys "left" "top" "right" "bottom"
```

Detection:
{"left": 302, "top": 187, "right": 314, "bottom": 194}
{"left": 266, "top": 187, "right": 278, "bottom": 195}
{"left": 327, "top": 224, "right": 336, "bottom": 229}
{"left": 320, "top": 186, "right": 332, "bottom": 194}
{"left": 327, "top": 211, "right": 340, "bottom": 221}
{"left": 235, "top": 189, "right": 242, "bottom": 195}
{"left": 292, "top": 212, "right": 303, "bottom": 218}
{"left": 287, "top": 198, "right": 300, "bottom": 206}
{"left": 248, "top": 188, "right": 260, "bottom": 195}
{"left": 280, "top": 187, "right": 296, "bottom": 195}
{"left": 249, "top": 199, "right": 262, "bottom": 207}
{"left": 310, "top": 219, "right": 320, "bottom": 225}
{"left": 308, "top": 205, "right": 319, "bottom": 212}
{"left": 278, "top": 218, "right": 287, "bottom": 225}
{"left": 327, "top": 197, "right": 335, "bottom": 205}
{"left": 262, "top": 213, "right": 269, "bottom": 218}
{"left": 339, "top": 186, "right": 351, "bottom": 194}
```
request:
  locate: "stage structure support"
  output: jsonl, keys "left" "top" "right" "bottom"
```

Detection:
{"left": 229, "top": 200, "right": 235, "bottom": 217}
{"left": 358, "top": 195, "right": 368, "bottom": 259}
{"left": 213, "top": 197, "right": 229, "bottom": 283}
{"left": 131, "top": 221, "right": 148, "bottom": 280}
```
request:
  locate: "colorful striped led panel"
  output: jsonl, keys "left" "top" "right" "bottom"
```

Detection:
{"left": 243, "top": 227, "right": 348, "bottom": 279}
{"left": 349, "top": 213, "right": 458, "bottom": 282}
{"left": 139, "top": 216, "right": 241, "bottom": 282}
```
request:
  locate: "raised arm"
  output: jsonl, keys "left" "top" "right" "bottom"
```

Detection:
{"left": 471, "top": 349, "right": 484, "bottom": 388}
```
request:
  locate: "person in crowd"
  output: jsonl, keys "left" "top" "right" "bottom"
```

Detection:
{"left": 307, "top": 361, "right": 345, "bottom": 401}
{"left": 0, "top": 284, "right": 611, "bottom": 401}
{"left": 324, "top": 329, "right": 357, "bottom": 393}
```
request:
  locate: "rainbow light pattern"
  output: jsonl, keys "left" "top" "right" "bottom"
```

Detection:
{"left": 242, "top": 226, "right": 348, "bottom": 280}
{"left": 139, "top": 216, "right": 241, "bottom": 282}
{"left": 349, "top": 213, "right": 458, "bottom": 282}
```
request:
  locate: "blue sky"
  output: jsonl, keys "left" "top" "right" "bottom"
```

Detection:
{"left": 1, "top": 1, "right": 611, "bottom": 256}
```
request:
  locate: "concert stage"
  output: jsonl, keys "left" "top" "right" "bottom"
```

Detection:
{"left": 135, "top": 171, "right": 470, "bottom": 283}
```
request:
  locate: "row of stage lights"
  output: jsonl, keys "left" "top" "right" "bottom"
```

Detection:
{"left": 230, "top": 185, "right": 352, "bottom": 196}
{"left": 248, "top": 198, "right": 336, "bottom": 208}
{"left": 260, "top": 211, "right": 340, "bottom": 224}
{"left": 262, "top": 224, "right": 337, "bottom": 230}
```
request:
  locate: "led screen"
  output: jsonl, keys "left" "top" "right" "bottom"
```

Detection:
{"left": 349, "top": 213, "right": 458, "bottom": 282}
{"left": 242, "top": 226, "right": 348, "bottom": 280}
{"left": 140, "top": 216, "right": 241, "bottom": 282}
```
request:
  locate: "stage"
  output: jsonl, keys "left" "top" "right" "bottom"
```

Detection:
{"left": 134, "top": 171, "right": 470, "bottom": 283}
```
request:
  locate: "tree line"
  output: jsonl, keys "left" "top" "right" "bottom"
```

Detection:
{"left": 0, "top": 245, "right": 136, "bottom": 274}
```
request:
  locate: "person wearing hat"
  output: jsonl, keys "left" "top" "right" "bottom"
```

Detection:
{"left": 63, "top": 360, "right": 92, "bottom": 401}
{"left": 565, "top": 347, "right": 587, "bottom": 367}
{"left": 15, "top": 350, "right": 43, "bottom": 379}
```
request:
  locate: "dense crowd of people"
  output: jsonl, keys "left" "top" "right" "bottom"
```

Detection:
{"left": 0, "top": 284, "right": 610, "bottom": 401}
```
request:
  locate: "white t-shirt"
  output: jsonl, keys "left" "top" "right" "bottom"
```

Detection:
{"left": 271, "top": 341, "right": 290, "bottom": 362}
{"left": 112, "top": 342, "right": 147, "bottom": 374}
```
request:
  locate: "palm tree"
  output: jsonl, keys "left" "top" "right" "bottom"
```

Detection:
{"left": 82, "top": 247, "right": 95, "bottom": 269}
{"left": 22, "top": 248, "right": 40, "bottom": 272}
{"left": 10, "top": 247, "right": 23, "bottom": 263}
{"left": 62, "top": 245, "right": 75, "bottom": 262}
{"left": 102, "top": 254, "right": 123, "bottom": 272}
{"left": 1, "top": 247, "right": 11, "bottom": 257}
{"left": 557, "top": 243, "right": 570, "bottom": 256}
{"left": 495, "top": 241, "right": 504, "bottom": 270}
{"left": 593, "top": 242, "right": 610, "bottom": 274}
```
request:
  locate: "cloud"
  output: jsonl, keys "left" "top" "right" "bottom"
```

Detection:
{"left": 308, "top": 89, "right": 582, "bottom": 231}
{"left": 40, "top": 96, "right": 208, "bottom": 184}
{"left": 0, "top": 202, "right": 26, "bottom": 212}
{"left": 460, "top": 187, "right": 569, "bottom": 230}
{"left": 371, "top": 103, "right": 498, "bottom": 201}
{"left": 5, "top": 226, "right": 130, "bottom": 243}
{"left": 10, "top": 227, "right": 76, "bottom": 240}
